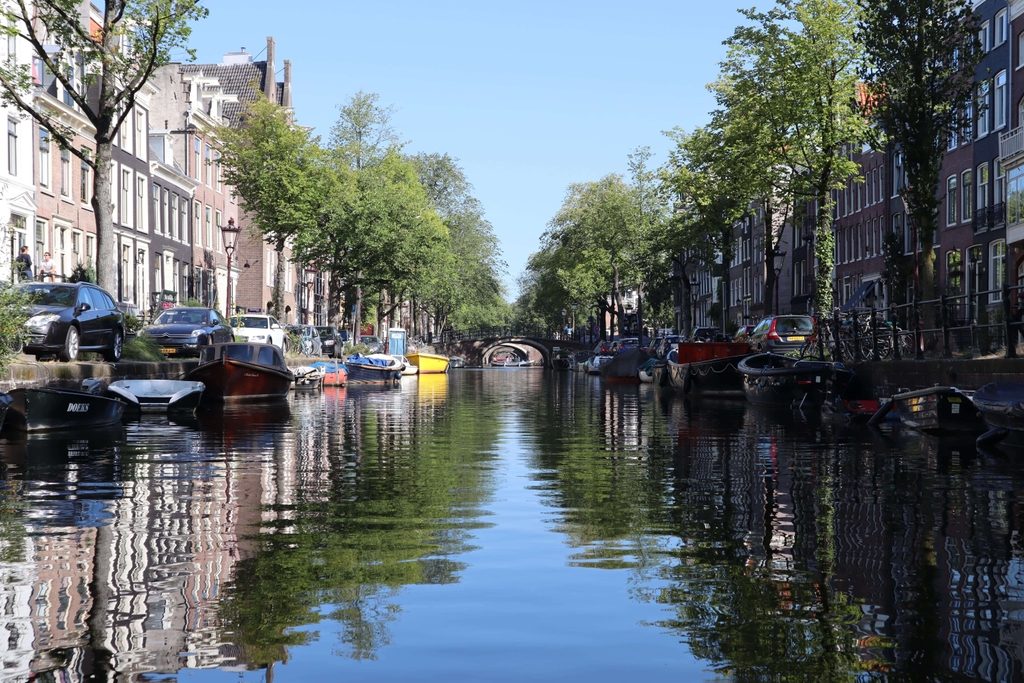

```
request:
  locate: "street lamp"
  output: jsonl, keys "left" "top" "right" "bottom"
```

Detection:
{"left": 773, "top": 251, "right": 786, "bottom": 316}
{"left": 689, "top": 278, "right": 700, "bottom": 332}
{"left": 221, "top": 218, "right": 240, "bottom": 317}
{"left": 304, "top": 268, "right": 317, "bottom": 324}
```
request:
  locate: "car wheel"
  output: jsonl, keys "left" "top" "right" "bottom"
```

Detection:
{"left": 59, "top": 326, "right": 80, "bottom": 362}
{"left": 103, "top": 329, "right": 123, "bottom": 362}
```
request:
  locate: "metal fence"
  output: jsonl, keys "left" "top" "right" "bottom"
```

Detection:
{"left": 440, "top": 326, "right": 561, "bottom": 343}
{"left": 812, "top": 280, "right": 1023, "bottom": 363}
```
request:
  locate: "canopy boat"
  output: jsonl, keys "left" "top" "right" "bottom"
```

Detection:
{"left": 587, "top": 355, "right": 612, "bottom": 375}
{"left": 668, "top": 343, "right": 751, "bottom": 399}
{"left": 490, "top": 355, "right": 517, "bottom": 367}
{"left": 346, "top": 353, "right": 403, "bottom": 384}
{"left": 186, "top": 342, "right": 293, "bottom": 404}
{"left": 4, "top": 386, "right": 124, "bottom": 432}
{"left": 890, "top": 386, "right": 984, "bottom": 435}
{"left": 406, "top": 352, "right": 450, "bottom": 374}
{"left": 737, "top": 353, "right": 854, "bottom": 408}
{"left": 638, "top": 358, "right": 657, "bottom": 383}
{"left": 105, "top": 380, "right": 205, "bottom": 415}
{"left": 600, "top": 348, "right": 650, "bottom": 383}
{"left": 312, "top": 360, "right": 347, "bottom": 386}
{"left": 449, "top": 356, "right": 466, "bottom": 369}
{"left": 973, "top": 382, "right": 1024, "bottom": 449}
{"left": 291, "top": 365, "right": 326, "bottom": 389}
{"left": 397, "top": 356, "right": 419, "bottom": 376}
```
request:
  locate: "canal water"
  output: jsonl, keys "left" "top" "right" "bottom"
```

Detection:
{"left": 0, "top": 370, "right": 1022, "bottom": 681}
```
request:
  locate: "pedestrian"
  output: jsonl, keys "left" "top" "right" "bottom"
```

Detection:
{"left": 14, "top": 246, "right": 31, "bottom": 282}
{"left": 39, "top": 252, "right": 55, "bottom": 282}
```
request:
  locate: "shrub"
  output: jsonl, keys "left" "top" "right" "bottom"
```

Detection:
{"left": 0, "top": 285, "right": 28, "bottom": 370}
{"left": 121, "top": 333, "right": 165, "bottom": 362}
{"left": 123, "top": 312, "right": 144, "bottom": 334}
{"left": 67, "top": 264, "right": 96, "bottom": 284}
{"left": 182, "top": 298, "right": 204, "bottom": 308}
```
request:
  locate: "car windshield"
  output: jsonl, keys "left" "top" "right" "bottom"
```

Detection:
{"left": 361, "top": 336, "right": 379, "bottom": 343}
{"left": 155, "top": 309, "right": 207, "bottom": 325}
{"left": 316, "top": 327, "right": 333, "bottom": 336}
{"left": 775, "top": 317, "right": 814, "bottom": 335}
{"left": 22, "top": 284, "right": 77, "bottom": 307}
{"left": 234, "top": 316, "right": 269, "bottom": 329}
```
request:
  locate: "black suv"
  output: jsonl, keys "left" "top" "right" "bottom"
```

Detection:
{"left": 316, "top": 326, "right": 344, "bottom": 357}
{"left": 21, "top": 282, "right": 125, "bottom": 362}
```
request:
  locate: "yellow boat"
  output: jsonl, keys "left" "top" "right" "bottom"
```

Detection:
{"left": 406, "top": 352, "right": 450, "bottom": 374}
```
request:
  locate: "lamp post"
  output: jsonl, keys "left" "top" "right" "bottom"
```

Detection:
{"left": 304, "top": 269, "right": 317, "bottom": 324}
{"left": 773, "top": 251, "right": 786, "bottom": 316}
{"left": 571, "top": 302, "right": 578, "bottom": 341}
{"left": 221, "top": 218, "right": 240, "bottom": 317}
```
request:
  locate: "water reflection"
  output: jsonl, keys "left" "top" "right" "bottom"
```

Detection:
{"left": 0, "top": 373, "right": 1022, "bottom": 680}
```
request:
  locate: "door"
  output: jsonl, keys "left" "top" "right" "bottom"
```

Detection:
{"left": 75, "top": 287, "right": 102, "bottom": 348}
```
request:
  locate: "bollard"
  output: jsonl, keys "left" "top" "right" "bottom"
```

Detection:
{"left": 1004, "top": 281, "right": 1017, "bottom": 359}
{"left": 941, "top": 294, "right": 951, "bottom": 359}
{"left": 833, "top": 308, "right": 843, "bottom": 363}
{"left": 871, "top": 302, "right": 880, "bottom": 362}
{"left": 891, "top": 303, "right": 901, "bottom": 361}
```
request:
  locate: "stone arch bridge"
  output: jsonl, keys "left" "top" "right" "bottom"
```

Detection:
{"left": 436, "top": 332, "right": 588, "bottom": 368}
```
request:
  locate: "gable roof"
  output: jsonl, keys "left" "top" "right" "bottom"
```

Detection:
{"left": 180, "top": 61, "right": 284, "bottom": 123}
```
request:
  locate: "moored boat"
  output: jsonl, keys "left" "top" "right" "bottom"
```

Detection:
{"left": 186, "top": 342, "right": 293, "bottom": 403}
{"left": 667, "top": 342, "right": 750, "bottom": 399}
{"left": 890, "top": 386, "right": 985, "bottom": 435}
{"left": 106, "top": 380, "right": 205, "bottom": 415}
{"left": 738, "top": 353, "right": 854, "bottom": 408}
{"left": 973, "top": 382, "right": 1024, "bottom": 448}
{"left": 651, "top": 361, "right": 672, "bottom": 391}
{"left": 600, "top": 347, "right": 650, "bottom": 383}
{"left": 638, "top": 358, "right": 657, "bottom": 383}
{"left": 587, "top": 355, "right": 612, "bottom": 375}
{"left": 291, "top": 365, "right": 326, "bottom": 389}
{"left": 346, "top": 354, "right": 403, "bottom": 384}
{"left": 4, "top": 386, "right": 124, "bottom": 432}
{"left": 313, "top": 360, "right": 347, "bottom": 386}
{"left": 407, "top": 352, "right": 450, "bottom": 374}
{"left": 397, "top": 356, "right": 420, "bottom": 376}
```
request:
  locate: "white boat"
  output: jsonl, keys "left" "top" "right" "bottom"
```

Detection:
{"left": 106, "top": 380, "right": 205, "bottom": 414}
{"left": 587, "top": 355, "right": 613, "bottom": 375}
{"left": 397, "top": 355, "right": 419, "bottom": 376}
{"left": 291, "top": 365, "right": 326, "bottom": 389}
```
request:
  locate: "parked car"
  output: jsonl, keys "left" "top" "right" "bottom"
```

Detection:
{"left": 655, "top": 335, "right": 683, "bottom": 358}
{"left": 316, "top": 326, "right": 344, "bottom": 357}
{"left": 20, "top": 282, "right": 125, "bottom": 362}
{"left": 593, "top": 340, "right": 613, "bottom": 354}
{"left": 231, "top": 314, "right": 286, "bottom": 350}
{"left": 733, "top": 325, "right": 756, "bottom": 344}
{"left": 287, "top": 325, "right": 323, "bottom": 356}
{"left": 746, "top": 315, "right": 815, "bottom": 353}
{"left": 360, "top": 335, "right": 384, "bottom": 353}
{"left": 691, "top": 327, "right": 725, "bottom": 342}
{"left": 145, "top": 307, "right": 233, "bottom": 357}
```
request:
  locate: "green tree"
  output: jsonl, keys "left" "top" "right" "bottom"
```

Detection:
{"left": 217, "top": 95, "right": 329, "bottom": 318}
{"left": 0, "top": 0, "right": 207, "bottom": 295}
{"left": 857, "top": 0, "right": 981, "bottom": 304}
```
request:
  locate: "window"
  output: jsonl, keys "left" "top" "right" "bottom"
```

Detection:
{"left": 80, "top": 150, "right": 90, "bottom": 203}
{"left": 978, "top": 81, "right": 991, "bottom": 137}
{"left": 6, "top": 17, "right": 14, "bottom": 57}
{"left": 991, "top": 239, "right": 1006, "bottom": 302}
{"left": 947, "top": 176, "right": 957, "bottom": 226}
{"left": 38, "top": 129, "right": 49, "bottom": 188}
{"left": 204, "top": 144, "right": 211, "bottom": 186}
{"left": 996, "top": 10, "right": 1008, "bottom": 46}
{"left": 121, "top": 169, "right": 130, "bottom": 225}
{"left": 980, "top": 21, "right": 991, "bottom": 52}
{"left": 215, "top": 151, "right": 222, "bottom": 191}
{"left": 963, "top": 98, "right": 974, "bottom": 141}
{"left": 6, "top": 120, "right": 15, "bottom": 176}
{"left": 136, "top": 110, "right": 144, "bottom": 158}
{"left": 181, "top": 199, "right": 188, "bottom": 243}
{"left": 962, "top": 169, "right": 973, "bottom": 222}
{"left": 995, "top": 71, "right": 1008, "bottom": 130}
{"left": 205, "top": 206, "right": 212, "bottom": 248}
{"left": 59, "top": 149, "right": 70, "bottom": 196}
{"left": 170, "top": 195, "right": 178, "bottom": 240}
{"left": 136, "top": 177, "right": 145, "bottom": 229}
{"left": 193, "top": 138, "right": 201, "bottom": 180}
{"left": 152, "top": 184, "right": 161, "bottom": 233}
{"left": 1019, "top": 32, "right": 1024, "bottom": 68}
{"left": 194, "top": 200, "right": 201, "bottom": 245}
{"left": 892, "top": 152, "right": 904, "bottom": 196}
{"left": 947, "top": 249, "right": 962, "bottom": 294}
{"left": 215, "top": 209, "right": 222, "bottom": 252}
{"left": 948, "top": 121, "right": 958, "bottom": 150}
{"left": 978, "top": 163, "right": 990, "bottom": 212}
{"left": 996, "top": 160, "right": 1006, "bottom": 208}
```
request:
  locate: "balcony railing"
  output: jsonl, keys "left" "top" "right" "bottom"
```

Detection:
{"left": 1000, "top": 125, "right": 1024, "bottom": 162}
{"left": 972, "top": 202, "right": 1006, "bottom": 233}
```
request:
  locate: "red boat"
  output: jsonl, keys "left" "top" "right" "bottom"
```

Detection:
{"left": 186, "top": 342, "right": 293, "bottom": 404}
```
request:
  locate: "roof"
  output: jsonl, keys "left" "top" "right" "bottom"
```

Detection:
{"left": 180, "top": 61, "right": 284, "bottom": 123}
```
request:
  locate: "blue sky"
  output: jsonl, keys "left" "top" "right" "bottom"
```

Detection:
{"left": 186, "top": 1, "right": 754, "bottom": 297}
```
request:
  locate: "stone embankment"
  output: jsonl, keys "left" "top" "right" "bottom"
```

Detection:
{"left": 850, "top": 358, "right": 1024, "bottom": 396}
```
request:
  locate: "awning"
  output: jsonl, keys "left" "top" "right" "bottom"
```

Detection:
{"left": 840, "top": 279, "right": 878, "bottom": 312}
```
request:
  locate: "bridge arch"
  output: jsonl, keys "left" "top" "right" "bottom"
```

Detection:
{"left": 480, "top": 338, "right": 551, "bottom": 366}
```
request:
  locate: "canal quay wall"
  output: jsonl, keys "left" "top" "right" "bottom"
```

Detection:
{"left": 850, "top": 358, "right": 1024, "bottom": 396}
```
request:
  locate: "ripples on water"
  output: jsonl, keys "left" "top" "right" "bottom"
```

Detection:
{"left": 0, "top": 371, "right": 1022, "bottom": 681}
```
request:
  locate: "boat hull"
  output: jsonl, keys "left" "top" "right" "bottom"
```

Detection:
{"left": 893, "top": 387, "right": 984, "bottom": 434}
{"left": 406, "top": 352, "right": 450, "bottom": 374}
{"left": 346, "top": 362, "right": 402, "bottom": 384}
{"left": 651, "top": 362, "right": 673, "bottom": 391}
{"left": 668, "top": 354, "right": 747, "bottom": 398}
{"left": 552, "top": 357, "right": 572, "bottom": 371}
{"left": 5, "top": 387, "right": 124, "bottom": 432}
{"left": 974, "top": 382, "right": 1024, "bottom": 433}
{"left": 738, "top": 354, "right": 853, "bottom": 408}
{"left": 187, "top": 358, "right": 293, "bottom": 403}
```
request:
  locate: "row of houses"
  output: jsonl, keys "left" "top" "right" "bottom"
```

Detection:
{"left": 677, "top": 0, "right": 1024, "bottom": 335}
{"left": 0, "top": 9, "right": 324, "bottom": 325}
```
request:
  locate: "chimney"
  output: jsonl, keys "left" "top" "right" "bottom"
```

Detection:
{"left": 264, "top": 36, "right": 276, "bottom": 102}
{"left": 282, "top": 59, "right": 292, "bottom": 109}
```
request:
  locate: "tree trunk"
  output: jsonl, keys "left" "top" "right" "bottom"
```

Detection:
{"left": 92, "top": 140, "right": 116, "bottom": 293}
{"left": 636, "top": 284, "right": 644, "bottom": 341}
{"left": 327, "top": 276, "right": 342, "bottom": 327}
{"left": 815, "top": 191, "right": 835, "bottom": 314}
{"left": 763, "top": 202, "right": 777, "bottom": 316}
{"left": 353, "top": 283, "right": 362, "bottom": 341}
{"left": 681, "top": 273, "right": 693, "bottom": 339}
{"left": 612, "top": 261, "right": 622, "bottom": 338}
{"left": 272, "top": 240, "right": 286, "bottom": 321}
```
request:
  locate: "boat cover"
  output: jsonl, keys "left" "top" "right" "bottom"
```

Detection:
{"left": 973, "top": 382, "right": 1024, "bottom": 419}
{"left": 601, "top": 348, "right": 651, "bottom": 380}
{"left": 637, "top": 358, "right": 659, "bottom": 372}
{"left": 311, "top": 361, "right": 345, "bottom": 372}
{"left": 347, "top": 354, "right": 394, "bottom": 367}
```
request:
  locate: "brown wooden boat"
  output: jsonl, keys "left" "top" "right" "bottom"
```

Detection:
{"left": 186, "top": 342, "right": 293, "bottom": 404}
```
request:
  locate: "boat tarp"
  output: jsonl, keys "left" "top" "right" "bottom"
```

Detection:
{"left": 347, "top": 354, "right": 393, "bottom": 368}
{"left": 973, "top": 382, "right": 1024, "bottom": 418}
{"left": 637, "top": 358, "right": 659, "bottom": 372}
{"left": 601, "top": 348, "right": 651, "bottom": 379}
{"left": 311, "top": 361, "right": 345, "bottom": 372}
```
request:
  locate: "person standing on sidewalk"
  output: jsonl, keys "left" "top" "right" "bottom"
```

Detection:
{"left": 14, "top": 246, "right": 31, "bottom": 281}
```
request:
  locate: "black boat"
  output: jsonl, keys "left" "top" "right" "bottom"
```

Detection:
{"left": 971, "top": 382, "right": 1024, "bottom": 448}
{"left": 891, "top": 386, "right": 985, "bottom": 435}
{"left": 346, "top": 354, "right": 403, "bottom": 384}
{"left": 737, "top": 353, "right": 854, "bottom": 408}
{"left": 600, "top": 347, "right": 650, "bottom": 383}
{"left": 4, "top": 386, "right": 125, "bottom": 432}
{"left": 105, "top": 380, "right": 205, "bottom": 416}
{"left": 668, "top": 355, "right": 748, "bottom": 398}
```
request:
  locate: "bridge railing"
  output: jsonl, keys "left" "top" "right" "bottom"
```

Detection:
{"left": 441, "top": 326, "right": 560, "bottom": 342}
